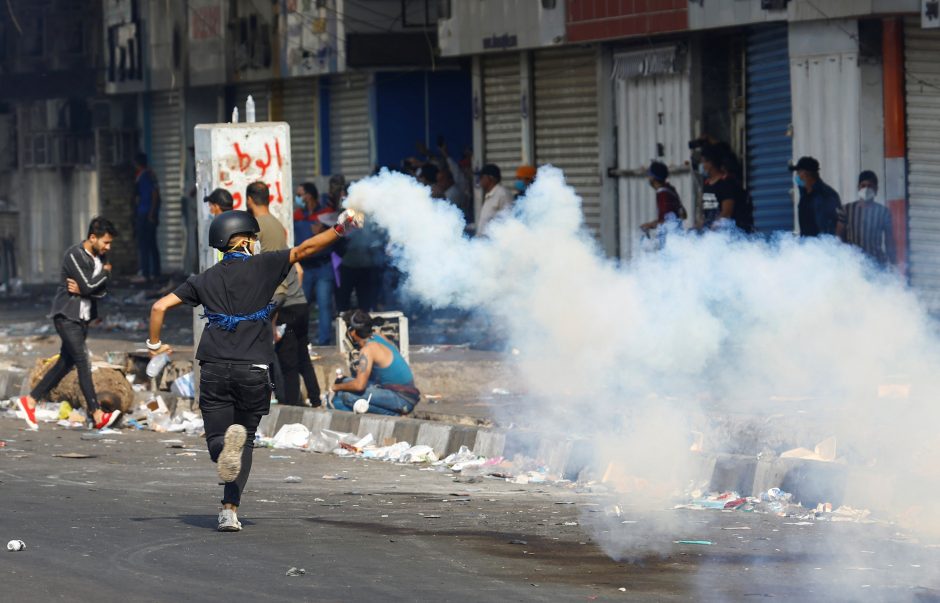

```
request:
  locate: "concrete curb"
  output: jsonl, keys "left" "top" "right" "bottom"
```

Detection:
{"left": 0, "top": 363, "right": 877, "bottom": 511}
{"left": 258, "top": 404, "right": 869, "bottom": 509}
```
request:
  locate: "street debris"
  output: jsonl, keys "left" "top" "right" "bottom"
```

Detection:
{"left": 508, "top": 539, "right": 528, "bottom": 545}
{"left": 674, "top": 487, "right": 876, "bottom": 525}
{"left": 283, "top": 476, "right": 303, "bottom": 483}
{"left": 53, "top": 453, "right": 95, "bottom": 459}
{"left": 675, "top": 540, "right": 713, "bottom": 546}
{"left": 285, "top": 567, "right": 306, "bottom": 577}
{"left": 6, "top": 539, "right": 26, "bottom": 552}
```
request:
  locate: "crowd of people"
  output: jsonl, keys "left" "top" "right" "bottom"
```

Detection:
{"left": 639, "top": 141, "right": 897, "bottom": 268}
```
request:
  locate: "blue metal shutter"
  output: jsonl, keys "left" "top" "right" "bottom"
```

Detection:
{"left": 746, "top": 24, "right": 794, "bottom": 233}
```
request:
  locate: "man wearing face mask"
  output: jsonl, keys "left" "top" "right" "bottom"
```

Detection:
{"left": 146, "top": 208, "right": 363, "bottom": 531}
{"left": 839, "top": 170, "right": 895, "bottom": 266}
{"left": 791, "top": 156, "right": 843, "bottom": 237}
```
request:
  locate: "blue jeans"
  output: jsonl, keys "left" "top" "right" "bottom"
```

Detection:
{"left": 302, "top": 262, "right": 335, "bottom": 346}
{"left": 135, "top": 214, "right": 160, "bottom": 279}
{"left": 333, "top": 384, "right": 416, "bottom": 416}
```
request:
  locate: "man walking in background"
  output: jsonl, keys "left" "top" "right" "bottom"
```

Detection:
{"left": 477, "top": 163, "right": 513, "bottom": 235}
{"left": 133, "top": 152, "right": 161, "bottom": 284}
{"left": 17, "top": 217, "right": 122, "bottom": 431}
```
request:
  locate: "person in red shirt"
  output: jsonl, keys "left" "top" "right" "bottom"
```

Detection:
{"left": 641, "top": 161, "right": 686, "bottom": 233}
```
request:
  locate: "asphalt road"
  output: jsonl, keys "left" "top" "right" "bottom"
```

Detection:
{"left": 2, "top": 418, "right": 940, "bottom": 602}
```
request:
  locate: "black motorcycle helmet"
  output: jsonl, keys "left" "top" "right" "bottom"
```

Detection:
{"left": 208, "top": 210, "right": 260, "bottom": 251}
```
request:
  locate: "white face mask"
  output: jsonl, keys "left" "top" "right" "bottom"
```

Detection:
{"left": 858, "top": 186, "right": 876, "bottom": 202}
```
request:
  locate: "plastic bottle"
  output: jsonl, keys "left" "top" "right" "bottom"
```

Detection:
{"left": 335, "top": 368, "right": 343, "bottom": 383}
{"left": 245, "top": 95, "right": 255, "bottom": 123}
{"left": 231, "top": 106, "right": 239, "bottom": 123}
{"left": 146, "top": 352, "right": 170, "bottom": 378}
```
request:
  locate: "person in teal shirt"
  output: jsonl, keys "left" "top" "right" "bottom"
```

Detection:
{"left": 331, "top": 310, "right": 420, "bottom": 416}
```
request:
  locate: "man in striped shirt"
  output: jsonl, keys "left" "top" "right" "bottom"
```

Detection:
{"left": 839, "top": 170, "right": 895, "bottom": 266}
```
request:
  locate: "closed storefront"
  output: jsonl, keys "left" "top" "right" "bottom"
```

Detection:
{"left": 788, "top": 21, "right": 860, "bottom": 227}
{"left": 149, "top": 90, "right": 184, "bottom": 272}
{"left": 746, "top": 24, "right": 794, "bottom": 233}
{"left": 533, "top": 46, "right": 602, "bottom": 236}
{"left": 904, "top": 20, "right": 940, "bottom": 307}
{"left": 328, "top": 73, "right": 372, "bottom": 180}
{"left": 612, "top": 45, "right": 692, "bottom": 259}
{"left": 280, "top": 77, "right": 320, "bottom": 185}
{"left": 481, "top": 53, "right": 522, "bottom": 170}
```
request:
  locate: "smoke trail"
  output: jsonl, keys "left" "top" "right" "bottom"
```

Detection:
{"left": 345, "top": 167, "right": 940, "bottom": 556}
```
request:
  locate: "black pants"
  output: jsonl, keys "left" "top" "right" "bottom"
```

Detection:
{"left": 275, "top": 303, "right": 321, "bottom": 406}
{"left": 337, "top": 266, "right": 380, "bottom": 312}
{"left": 199, "top": 362, "right": 271, "bottom": 507}
{"left": 31, "top": 316, "right": 98, "bottom": 415}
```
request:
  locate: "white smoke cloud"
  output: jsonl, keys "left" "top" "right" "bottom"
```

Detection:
{"left": 345, "top": 166, "right": 940, "bottom": 558}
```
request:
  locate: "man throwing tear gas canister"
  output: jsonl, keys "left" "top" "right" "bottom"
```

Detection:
{"left": 146, "top": 207, "right": 363, "bottom": 532}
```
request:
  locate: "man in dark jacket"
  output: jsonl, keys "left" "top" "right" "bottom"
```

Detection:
{"left": 791, "top": 156, "right": 843, "bottom": 237}
{"left": 16, "top": 217, "right": 121, "bottom": 431}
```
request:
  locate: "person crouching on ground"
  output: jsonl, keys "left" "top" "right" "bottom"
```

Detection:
{"left": 331, "top": 310, "right": 420, "bottom": 416}
{"left": 146, "top": 208, "right": 362, "bottom": 532}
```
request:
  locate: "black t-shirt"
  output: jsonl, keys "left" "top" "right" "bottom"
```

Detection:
{"left": 174, "top": 250, "right": 292, "bottom": 364}
{"left": 702, "top": 176, "right": 751, "bottom": 231}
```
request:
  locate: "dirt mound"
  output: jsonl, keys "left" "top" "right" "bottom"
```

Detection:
{"left": 28, "top": 356, "right": 134, "bottom": 413}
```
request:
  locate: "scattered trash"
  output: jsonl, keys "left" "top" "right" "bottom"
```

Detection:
{"left": 285, "top": 567, "right": 306, "bottom": 577}
{"left": 491, "top": 388, "right": 510, "bottom": 395}
{"left": 266, "top": 424, "right": 310, "bottom": 450}
{"left": 53, "top": 453, "right": 95, "bottom": 459}
{"left": 270, "top": 455, "right": 292, "bottom": 459}
{"left": 6, "top": 539, "right": 26, "bottom": 552}
{"left": 80, "top": 433, "right": 105, "bottom": 441}
{"left": 284, "top": 476, "right": 303, "bottom": 483}
{"left": 563, "top": 521, "right": 578, "bottom": 526}
{"left": 508, "top": 539, "right": 527, "bottom": 545}
{"left": 675, "top": 540, "right": 713, "bottom": 546}
{"left": 400, "top": 445, "right": 438, "bottom": 464}
{"left": 322, "top": 474, "right": 348, "bottom": 480}
{"left": 170, "top": 372, "right": 195, "bottom": 398}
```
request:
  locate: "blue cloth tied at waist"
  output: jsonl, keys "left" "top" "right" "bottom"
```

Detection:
{"left": 202, "top": 302, "right": 276, "bottom": 332}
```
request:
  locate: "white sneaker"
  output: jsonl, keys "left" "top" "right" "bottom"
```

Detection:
{"left": 217, "top": 424, "right": 246, "bottom": 483}
{"left": 217, "top": 508, "right": 242, "bottom": 532}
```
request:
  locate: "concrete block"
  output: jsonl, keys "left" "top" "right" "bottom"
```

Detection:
{"left": 392, "top": 417, "right": 423, "bottom": 446}
{"left": 562, "top": 440, "right": 594, "bottom": 481}
{"left": 473, "top": 429, "right": 507, "bottom": 458}
{"left": 708, "top": 454, "right": 758, "bottom": 495}
{"left": 274, "top": 405, "right": 306, "bottom": 431}
{"left": 358, "top": 415, "right": 397, "bottom": 444}
{"left": 778, "top": 458, "right": 849, "bottom": 509}
{"left": 751, "top": 458, "right": 791, "bottom": 496}
{"left": 0, "top": 366, "right": 26, "bottom": 399}
{"left": 503, "top": 431, "right": 541, "bottom": 461}
{"left": 445, "top": 425, "right": 480, "bottom": 456}
{"left": 537, "top": 436, "right": 572, "bottom": 477}
{"left": 416, "top": 422, "right": 454, "bottom": 458}
{"left": 300, "top": 408, "right": 332, "bottom": 434}
{"left": 258, "top": 406, "right": 281, "bottom": 437}
{"left": 327, "top": 411, "right": 361, "bottom": 435}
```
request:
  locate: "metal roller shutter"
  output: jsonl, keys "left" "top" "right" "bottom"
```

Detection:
{"left": 329, "top": 73, "right": 372, "bottom": 180}
{"left": 281, "top": 78, "right": 320, "bottom": 186}
{"left": 905, "top": 21, "right": 940, "bottom": 307}
{"left": 746, "top": 24, "right": 794, "bottom": 233}
{"left": 613, "top": 47, "right": 692, "bottom": 260}
{"left": 481, "top": 53, "right": 522, "bottom": 169}
{"left": 233, "top": 80, "right": 271, "bottom": 122}
{"left": 149, "top": 90, "right": 184, "bottom": 272}
{"left": 534, "top": 46, "right": 601, "bottom": 235}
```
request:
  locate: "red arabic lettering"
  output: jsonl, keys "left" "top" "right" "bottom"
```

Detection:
{"left": 233, "top": 143, "right": 251, "bottom": 171}
{"left": 232, "top": 192, "right": 243, "bottom": 209}
{"left": 255, "top": 143, "right": 272, "bottom": 177}
{"left": 275, "top": 139, "right": 283, "bottom": 167}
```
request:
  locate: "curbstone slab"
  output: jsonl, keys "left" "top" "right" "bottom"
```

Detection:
{"left": 392, "top": 417, "right": 423, "bottom": 447}
{"left": 708, "top": 454, "right": 758, "bottom": 495}
{"left": 327, "top": 411, "right": 361, "bottom": 435}
{"left": 415, "top": 422, "right": 454, "bottom": 457}
{"left": 358, "top": 415, "right": 396, "bottom": 444}
{"left": 472, "top": 429, "right": 506, "bottom": 458}
{"left": 300, "top": 408, "right": 332, "bottom": 434}
{"left": 274, "top": 406, "right": 306, "bottom": 431}
{"left": 258, "top": 405, "right": 282, "bottom": 437}
{"left": 445, "top": 425, "right": 479, "bottom": 456}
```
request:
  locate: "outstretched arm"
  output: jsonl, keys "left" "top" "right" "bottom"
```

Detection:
{"left": 148, "top": 293, "right": 183, "bottom": 356}
{"left": 289, "top": 209, "right": 363, "bottom": 265}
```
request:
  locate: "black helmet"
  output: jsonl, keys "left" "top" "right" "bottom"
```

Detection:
{"left": 208, "top": 210, "right": 259, "bottom": 251}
